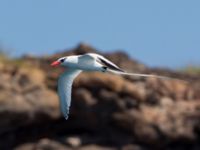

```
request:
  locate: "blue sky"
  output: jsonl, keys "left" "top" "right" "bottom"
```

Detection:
{"left": 0, "top": 0, "right": 199, "bottom": 68}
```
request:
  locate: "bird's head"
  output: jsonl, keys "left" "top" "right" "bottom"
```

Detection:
{"left": 51, "top": 57, "right": 68, "bottom": 67}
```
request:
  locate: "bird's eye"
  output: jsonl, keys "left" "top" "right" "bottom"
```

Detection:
{"left": 60, "top": 58, "right": 65, "bottom": 63}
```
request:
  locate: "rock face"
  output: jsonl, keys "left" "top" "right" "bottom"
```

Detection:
{"left": 0, "top": 44, "right": 200, "bottom": 150}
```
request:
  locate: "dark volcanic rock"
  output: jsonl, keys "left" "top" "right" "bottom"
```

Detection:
{"left": 0, "top": 44, "right": 200, "bottom": 150}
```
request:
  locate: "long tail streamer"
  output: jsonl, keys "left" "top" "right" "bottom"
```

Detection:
{"left": 107, "top": 69, "right": 188, "bottom": 83}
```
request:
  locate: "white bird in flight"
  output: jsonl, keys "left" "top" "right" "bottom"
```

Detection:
{"left": 51, "top": 53, "right": 182, "bottom": 120}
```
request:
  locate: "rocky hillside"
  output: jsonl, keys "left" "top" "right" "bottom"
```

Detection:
{"left": 0, "top": 44, "right": 200, "bottom": 150}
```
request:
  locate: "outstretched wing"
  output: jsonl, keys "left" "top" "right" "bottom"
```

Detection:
{"left": 58, "top": 69, "right": 82, "bottom": 119}
{"left": 83, "top": 53, "right": 125, "bottom": 72}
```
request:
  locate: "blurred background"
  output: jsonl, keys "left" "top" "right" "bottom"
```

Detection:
{"left": 0, "top": 1, "right": 200, "bottom": 150}
{"left": 1, "top": 0, "right": 200, "bottom": 68}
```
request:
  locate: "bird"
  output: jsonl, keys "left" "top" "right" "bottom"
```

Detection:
{"left": 51, "top": 53, "right": 184, "bottom": 120}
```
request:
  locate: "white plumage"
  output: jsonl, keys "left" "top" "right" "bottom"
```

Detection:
{"left": 58, "top": 69, "right": 81, "bottom": 119}
{"left": 51, "top": 53, "right": 183, "bottom": 120}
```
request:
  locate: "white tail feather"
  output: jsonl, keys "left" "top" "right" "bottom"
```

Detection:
{"left": 107, "top": 69, "right": 187, "bottom": 83}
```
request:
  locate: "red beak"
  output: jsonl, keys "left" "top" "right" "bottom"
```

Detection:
{"left": 51, "top": 61, "right": 61, "bottom": 67}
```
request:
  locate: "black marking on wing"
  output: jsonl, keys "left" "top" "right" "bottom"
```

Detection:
{"left": 98, "top": 57, "right": 125, "bottom": 72}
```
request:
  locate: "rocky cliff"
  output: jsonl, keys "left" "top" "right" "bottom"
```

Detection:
{"left": 0, "top": 44, "right": 200, "bottom": 150}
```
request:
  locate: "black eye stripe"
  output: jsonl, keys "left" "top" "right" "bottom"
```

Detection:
{"left": 60, "top": 58, "right": 66, "bottom": 63}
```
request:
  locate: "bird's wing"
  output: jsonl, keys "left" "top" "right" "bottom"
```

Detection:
{"left": 83, "top": 53, "right": 125, "bottom": 72}
{"left": 58, "top": 69, "right": 82, "bottom": 119}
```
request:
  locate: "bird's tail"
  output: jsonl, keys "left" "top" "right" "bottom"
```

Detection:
{"left": 107, "top": 68, "right": 187, "bottom": 83}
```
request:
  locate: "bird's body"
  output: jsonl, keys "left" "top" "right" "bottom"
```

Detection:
{"left": 51, "top": 53, "right": 184, "bottom": 120}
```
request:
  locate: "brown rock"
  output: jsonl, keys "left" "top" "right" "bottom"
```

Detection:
{"left": 0, "top": 44, "right": 200, "bottom": 150}
{"left": 14, "top": 139, "right": 72, "bottom": 150}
